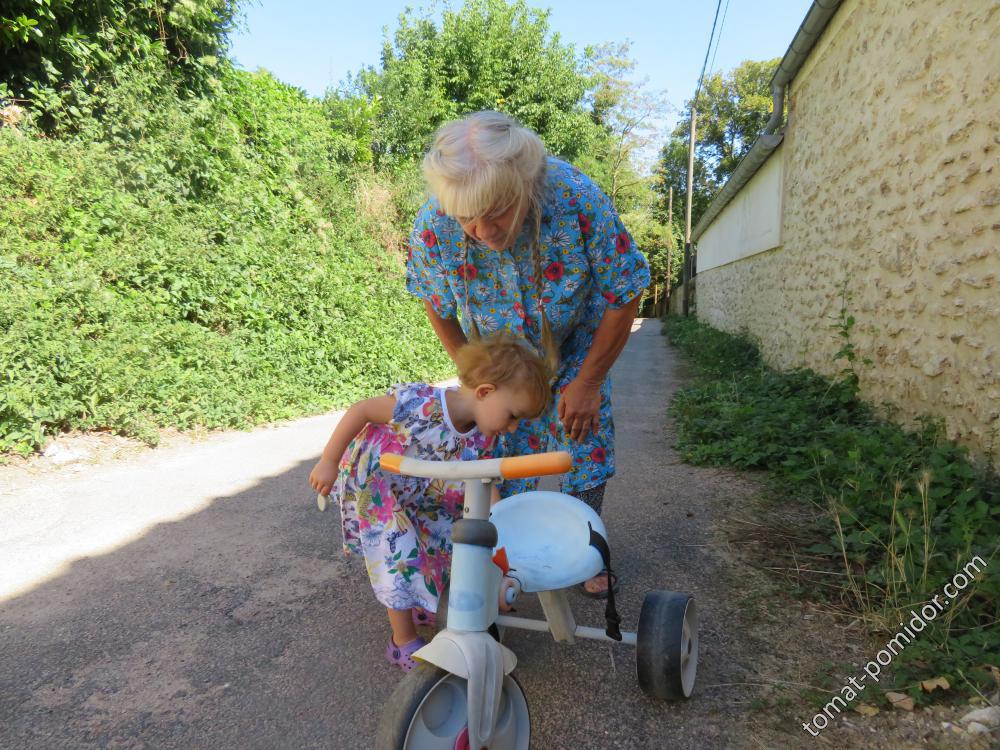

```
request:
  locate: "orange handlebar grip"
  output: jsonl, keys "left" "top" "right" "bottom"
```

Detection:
{"left": 380, "top": 453, "right": 403, "bottom": 474}
{"left": 499, "top": 451, "right": 572, "bottom": 479}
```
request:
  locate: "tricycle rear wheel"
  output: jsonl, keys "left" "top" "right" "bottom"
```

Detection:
{"left": 636, "top": 591, "right": 698, "bottom": 700}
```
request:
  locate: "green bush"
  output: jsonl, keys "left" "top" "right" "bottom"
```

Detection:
{"left": 0, "top": 63, "right": 452, "bottom": 454}
{"left": 664, "top": 315, "right": 999, "bottom": 701}
{"left": 1, "top": 0, "right": 240, "bottom": 128}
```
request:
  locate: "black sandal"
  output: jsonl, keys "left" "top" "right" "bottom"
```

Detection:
{"left": 579, "top": 569, "right": 621, "bottom": 600}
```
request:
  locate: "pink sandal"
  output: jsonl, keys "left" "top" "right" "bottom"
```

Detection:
{"left": 411, "top": 608, "right": 437, "bottom": 629}
{"left": 386, "top": 636, "right": 426, "bottom": 672}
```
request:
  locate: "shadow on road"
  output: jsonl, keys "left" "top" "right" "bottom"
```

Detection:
{"left": 1, "top": 320, "right": 782, "bottom": 749}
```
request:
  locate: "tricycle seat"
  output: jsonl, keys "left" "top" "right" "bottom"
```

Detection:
{"left": 490, "top": 491, "right": 607, "bottom": 592}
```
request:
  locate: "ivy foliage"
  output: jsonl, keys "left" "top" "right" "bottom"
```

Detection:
{"left": 1, "top": 0, "right": 239, "bottom": 126}
{"left": 0, "top": 58, "right": 451, "bottom": 453}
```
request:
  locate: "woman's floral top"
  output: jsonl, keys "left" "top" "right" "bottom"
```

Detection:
{"left": 406, "top": 157, "right": 650, "bottom": 494}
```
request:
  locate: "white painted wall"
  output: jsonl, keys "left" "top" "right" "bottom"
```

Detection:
{"left": 695, "top": 146, "right": 784, "bottom": 272}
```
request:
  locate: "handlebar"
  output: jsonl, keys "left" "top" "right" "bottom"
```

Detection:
{"left": 379, "top": 451, "right": 572, "bottom": 480}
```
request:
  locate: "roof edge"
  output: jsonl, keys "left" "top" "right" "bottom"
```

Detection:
{"left": 692, "top": 0, "right": 843, "bottom": 242}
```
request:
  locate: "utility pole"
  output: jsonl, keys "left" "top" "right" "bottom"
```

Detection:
{"left": 663, "top": 245, "right": 671, "bottom": 317}
{"left": 681, "top": 0, "right": 722, "bottom": 318}
{"left": 664, "top": 185, "right": 673, "bottom": 316}
{"left": 682, "top": 106, "right": 696, "bottom": 316}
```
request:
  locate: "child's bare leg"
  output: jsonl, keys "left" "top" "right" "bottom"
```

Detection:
{"left": 387, "top": 608, "right": 418, "bottom": 646}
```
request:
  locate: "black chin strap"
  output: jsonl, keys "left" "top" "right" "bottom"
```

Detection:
{"left": 587, "top": 522, "right": 622, "bottom": 641}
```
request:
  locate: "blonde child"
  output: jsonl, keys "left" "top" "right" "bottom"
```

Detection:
{"left": 309, "top": 336, "right": 553, "bottom": 671}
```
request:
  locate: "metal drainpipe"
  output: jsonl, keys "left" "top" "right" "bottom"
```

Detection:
{"left": 690, "top": 0, "right": 843, "bottom": 243}
{"left": 763, "top": 83, "right": 785, "bottom": 136}
{"left": 764, "top": 0, "right": 843, "bottom": 136}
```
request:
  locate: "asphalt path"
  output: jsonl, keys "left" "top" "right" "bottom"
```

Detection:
{"left": 1, "top": 319, "right": 771, "bottom": 749}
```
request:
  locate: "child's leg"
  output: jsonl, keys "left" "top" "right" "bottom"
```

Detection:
{"left": 387, "top": 607, "right": 419, "bottom": 646}
{"left": 411, "top": 606, "right": 436, "bottom": 628}
{"left": 385, "top": 608, "right": 426, "bottom": 672}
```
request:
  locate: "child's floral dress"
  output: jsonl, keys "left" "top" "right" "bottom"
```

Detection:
{"left": 332, "top": 383, "right": 493, "bottom": 613}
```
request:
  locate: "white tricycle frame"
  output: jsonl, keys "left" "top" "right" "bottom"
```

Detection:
{"left": 324, "top": 450, "right": 699, "bottom": 750}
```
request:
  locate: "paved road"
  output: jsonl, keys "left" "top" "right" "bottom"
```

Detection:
{"left": 0, "top": 319, "right": 772, "bottom": 749}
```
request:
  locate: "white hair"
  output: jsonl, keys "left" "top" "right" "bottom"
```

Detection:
{"left": 422, "top": 110, "right": 547, "bottom": 223}
{"left": 422, "top": 111, "right": 558, "bottom": 370}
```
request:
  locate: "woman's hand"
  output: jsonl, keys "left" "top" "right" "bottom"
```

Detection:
{"left": 558, "top": 377, "right": 602, "bottom": 442}
{"left": 309, "top": 458, "right": 339, "bottom": 497}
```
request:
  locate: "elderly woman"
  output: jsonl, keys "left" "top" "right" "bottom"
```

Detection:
{"left": 406, "top": 111, "right": 649, "bottom": 596}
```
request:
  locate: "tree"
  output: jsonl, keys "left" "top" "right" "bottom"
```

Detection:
{"left": 354, "top": 0, "right": 600, "bottom": 166}
{"left": 654, "top": 134, "right": 719, "bottom": 229}
{"left": 577, "top": 41, "right": 669, "bottom": 213}
{"left": 321, "top": 88, "right": 380, "bottom": 166}
{"left": 621, "top": 206, "right": 681, "bottom": 316}
{"left": 654, "top": 58, "right": 779, "bottom": 228}
{"left": 0, "top": 1, "right": 241, "bottom": 123}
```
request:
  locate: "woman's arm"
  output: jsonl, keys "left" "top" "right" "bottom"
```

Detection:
{"left": 309, "top": 395, "right": 396, "bottom": 495}
{"left": 559, "top": 173, "right": 648, "bottom": 443}
{"left": 558, "top": 297, "right": 640, "bottom": 442}
{"left": 423, "top": 299, "right": 468, "bottom": 361}
{"left": 576, "top": 296, "right": 640, "bottom": 387}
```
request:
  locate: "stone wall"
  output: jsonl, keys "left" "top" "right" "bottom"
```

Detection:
{"left": 696, "top": 0, "right": 999, "bottom": 465}
{"left": 668, "top": 279, "right": 693, "bottom": 317}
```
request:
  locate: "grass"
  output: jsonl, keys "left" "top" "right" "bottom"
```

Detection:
{"left": 662, "top": 314, "right": 999, "bottom": 705}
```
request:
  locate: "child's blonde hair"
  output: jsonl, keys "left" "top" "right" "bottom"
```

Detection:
{"left": 454, "top": 335, "right": 555, "bottom": 419}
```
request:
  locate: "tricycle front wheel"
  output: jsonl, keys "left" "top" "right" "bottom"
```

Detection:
{"left": 376, "top": 664, "right": 530, "bottom": 749}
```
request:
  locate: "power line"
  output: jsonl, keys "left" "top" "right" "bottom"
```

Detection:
{"left": 693, "top": 0, "right": 725, "bottom": 105}
{"left": 682, "top": 0, "right": 724, "bottom": 317}
{"left": 708, "top": 0, "right": 732, "bottom": 78}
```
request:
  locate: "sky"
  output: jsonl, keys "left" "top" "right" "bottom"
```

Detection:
{"left": 230, "top": 1, "right": 813, "bottom": 107}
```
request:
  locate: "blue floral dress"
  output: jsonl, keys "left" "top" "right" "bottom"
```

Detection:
{"left": 333, "top": 383, "right": 494, "bottom": 613}
{"left": 406, "top": 157, "right": 650, "bottom": 495}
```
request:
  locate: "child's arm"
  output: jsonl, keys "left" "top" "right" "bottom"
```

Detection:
{"left": 309, "top": 395, "right": 396, "bottom": 496}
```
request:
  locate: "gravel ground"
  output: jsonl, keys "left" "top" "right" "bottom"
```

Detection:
{"left": 0, "top": 319, "right": 992, "bottom": 749}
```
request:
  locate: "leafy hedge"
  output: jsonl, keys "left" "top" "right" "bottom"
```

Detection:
{"left": 0, "top": 0, "right": 676, "bottom": 458}
{"left": 1, "top": 0, "right": 240, "bottom": 127}
{"left": 664, "top": 315, "right": 998, "bottom": 700}
{"left": 0, "top": 61, "right": 451, "bottom": 453}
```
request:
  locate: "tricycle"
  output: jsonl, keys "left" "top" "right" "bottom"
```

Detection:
{"left": 328, "top": 450, "right": 698, "bottom": 749}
